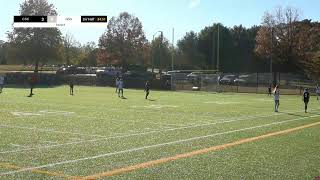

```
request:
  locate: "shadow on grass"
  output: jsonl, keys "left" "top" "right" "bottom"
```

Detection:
{"left": 147, "top": 99, "right": 156, "bottom": 101}
{"left": 284, "top": 113, "right": 307, "bottom": 118}
{"left": 280, "top": 111, "right": 320, "bottom": 117}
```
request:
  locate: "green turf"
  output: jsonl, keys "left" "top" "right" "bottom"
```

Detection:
{"left": 0, "top": 86, "right": 319, "bottom": 179}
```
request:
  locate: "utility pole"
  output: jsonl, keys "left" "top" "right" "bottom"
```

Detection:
{"left": 217, "top": 24, "right": 220, "bottom": 72}
{"left": 212, "top": 30, "right": 215, "bottom": 70}
{"left": 171, "top": 28, "right": 174, "bottom": 71}
{"left": 171, "top": 28, "right": 174, "bottom": 90}
{"left": 152, "top": 31, "right": 163, "bottom": 73}
{"left": 159, "top": 31, "right": 163, "bottom": 74}
{"left": 270, "top": 27, "right": 273, "bottom": 86}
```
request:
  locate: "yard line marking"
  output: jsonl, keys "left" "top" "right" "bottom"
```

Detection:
{"left": 0, "top": 108, "right": 317, "bottom": 155}
{"left": 2, "top": 99, "right": 263, "bottom": 125}
{"left": 1, "top": 114, "right": 319, "bottom": 176}
{"left": 0, "top": 124, "right": 107, "bottom": 138}
{"left": 68, "top": 138, "right": 83, "bottom": 142}
{"left": 82, "top": 120, "right": 320, "bottom": 179}
{"left": 75, "top": 115, "right": 189, "bottom": 128}
{"left": 0, "top": 162, "right": 79, "bottom": 179}
{"left": 10, "top": 144, "right": 27, "bottom": 148}
{"left": 42, "top": 141, "right": 58, "bottom": 144}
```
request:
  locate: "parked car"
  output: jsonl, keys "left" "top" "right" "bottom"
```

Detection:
{"left": 219, "top": 75, "right": 236, "bottom": 85}
{"left": 56, "top": 66, "right": 86, "bottom": 75}
{"left": 234, "top": 75, "right": 249, "bottom": 85}
{"left": 96, "top": 67, "right": 121, "bottom": 77}
{"left": 187, "top": 72, "right": 203, "bottom": 78}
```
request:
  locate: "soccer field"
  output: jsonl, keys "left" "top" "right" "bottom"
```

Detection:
{"left": 0, "top": 86, "right": 320, "bottom": 179}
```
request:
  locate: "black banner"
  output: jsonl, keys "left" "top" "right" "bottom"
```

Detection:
{"left": 14, "top": 16, "right": 47, "bottom": 23}
{"left": 81, "top": 16, "right": 107, "bottom": 23}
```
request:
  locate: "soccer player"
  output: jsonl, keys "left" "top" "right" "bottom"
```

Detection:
{"left": 0, "top": 74, "right": 4, "bottom": 94}
{"left": 268, "top": 85, "right": 272, "bottom": 96}
{"left": 69, "top": 79, "right": 74, "bottom": 96}
{"left": 118, "top": 78, "right": 124, "bottom": 98}
{"left": 316, "top": 85, "right": 320, "bottom": 100}
{"left": 273, "top": 85, "right": 280, "bottom": 112}
{"left": 145, "top": 81, "right": 150, "bottom": 99}
{"left": 115, "top": 77, "right": 119, "bottom": 93}
{"left": 28, "top": 73, "right": 37, "bottom": 97}
{"left": 303, "top": 88, "right": 310, "bottom": 113}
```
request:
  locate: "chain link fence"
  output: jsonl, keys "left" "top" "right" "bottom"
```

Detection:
{"left": 171, "top": 71, "right": 318, "bottom": 95}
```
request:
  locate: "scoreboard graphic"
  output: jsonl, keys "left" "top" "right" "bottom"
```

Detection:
{"left": 13, "top": 16, "right": 108, "bottom": 28}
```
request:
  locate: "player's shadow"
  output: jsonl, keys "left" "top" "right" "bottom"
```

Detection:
{"left": 121, "top": 97, "right": 127, "bottom": 100}
{"left": 282, "top": 112, "right": 308, "bottom": 118}
{"left": 303, "top": 112, "right": 320, "bottom": 115}
{"left": 147, "top": 99, "right": 156, "bottom": 101}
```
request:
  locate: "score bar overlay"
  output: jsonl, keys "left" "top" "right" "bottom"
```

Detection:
{"left": 13, "top": 16, "right": 108, "bottom": 28}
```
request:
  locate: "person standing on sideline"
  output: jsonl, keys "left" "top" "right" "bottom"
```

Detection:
{"left": 273, "top": 85, "right": 280, "bottom": 112}
{"left": 0, "top": 74, "right": 4, "bottom": 94}
{"left": 69, "top": 79, "right": 74, "bottom": 96}
{"left": 115, "top": 77, "right": 119, "bottom": 93}
{"left": 316, "top": 85, "right": 320, "bottom": 100}
{"left": 118, "top": 78, "right": 124, "bottom": 98}
{"left": 303, "top": 88, "right": 310, "bottom": 113}
{"left": 145, "top": 81, "right": 150, "bottom": 99}
{"left": 268, "top": 85, "right": 272, "bottom": 96}
{"left": 28, "top": 73, "right": 37, "bottom": 97}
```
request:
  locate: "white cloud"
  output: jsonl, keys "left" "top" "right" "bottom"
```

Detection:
{"left": 188, "top": 0, "right": 201, "bottom": 9}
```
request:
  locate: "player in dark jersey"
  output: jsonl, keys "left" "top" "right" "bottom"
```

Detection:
{"left": 303, "top": 88, "right": 310, "bottom": 113}
{"left": 0, "top": 74, "right": 4, "bottom": 94}
{"left": 145, "top": 81, "right": 150, "bottom": 99}
{"left": 28, "top": 73, "right": 37, "bottom": 97}
{"left": 268, "top": 85, "right": 272, "bottom": 96}
{"left": 69, "top": 79, "right": 74, "bottom": 96}
{"left": 316, "top": 85, "right": 320, "bottom": 100}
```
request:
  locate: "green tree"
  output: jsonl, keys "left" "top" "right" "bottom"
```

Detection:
{"left": 0, "top": 40, "right": 8, "bottom": 65}
{"left": 78, "top": 42, "right": 98, "bottom": 66}
{"left": 177, "top": 31, "right": 205, "bottom": 69}
{"left": 198, "top": 23, "right": 234, "bottom": 71}
{"left": 98, "top": 12, "right": 147, "bottom": 69}
{"left": 7, "top": 0, "right": 62, "bottom": 72}
{"left": 151, "top": 36, "right": 171, "bottom": 71}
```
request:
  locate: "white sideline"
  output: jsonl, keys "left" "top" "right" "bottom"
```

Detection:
{"left": 0, "top": 124, "right": 108, "bottom": 138}
{"left": 0, "top": 108, "right": 314, "bottom": 155}
{"left": 1, "top": 114, "right": 319, "bottom": 176}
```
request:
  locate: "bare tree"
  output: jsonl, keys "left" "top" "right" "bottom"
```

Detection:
{"left": 256, "top": 6, "right": 301, "bottom": 64}
{"left": 62, "top": 33, "right": 79, "bottom": 65}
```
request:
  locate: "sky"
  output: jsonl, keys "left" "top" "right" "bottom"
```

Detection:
{"left": 0, "top": 0, "right": 320, "bottom": 46}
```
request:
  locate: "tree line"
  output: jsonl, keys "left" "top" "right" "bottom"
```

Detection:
{"left": 0, "top": 0, "right": 319, "bottom": 79}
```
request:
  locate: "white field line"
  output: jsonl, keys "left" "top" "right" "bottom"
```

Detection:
{"left": 1, "top": 99, "right": 261, "bottom": 125}
{"left": 2, "top": 99, "right": 282, "bottom": 128}
{"left": 2, "top": 106, "right": 185, "bottom": 129}
{"left": 68, "top": 138, "right": 83, "bottom": 142}
{"left": 9, "top": 144, "right": 28, "bottom": 148}
{"left": 0, "top": 124, "right": 108, "bottom": 138}
{"left": 42, "top": 141, "right": 58, "bottom": 144}
{"left": 1, "top": 114, "right": 319, "bottom": 176}
{"left": 71, "top": 113, "right": 190, "bottom": 127}
{"left": 0, "top": 108, "right": 314, "bottom": 155}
